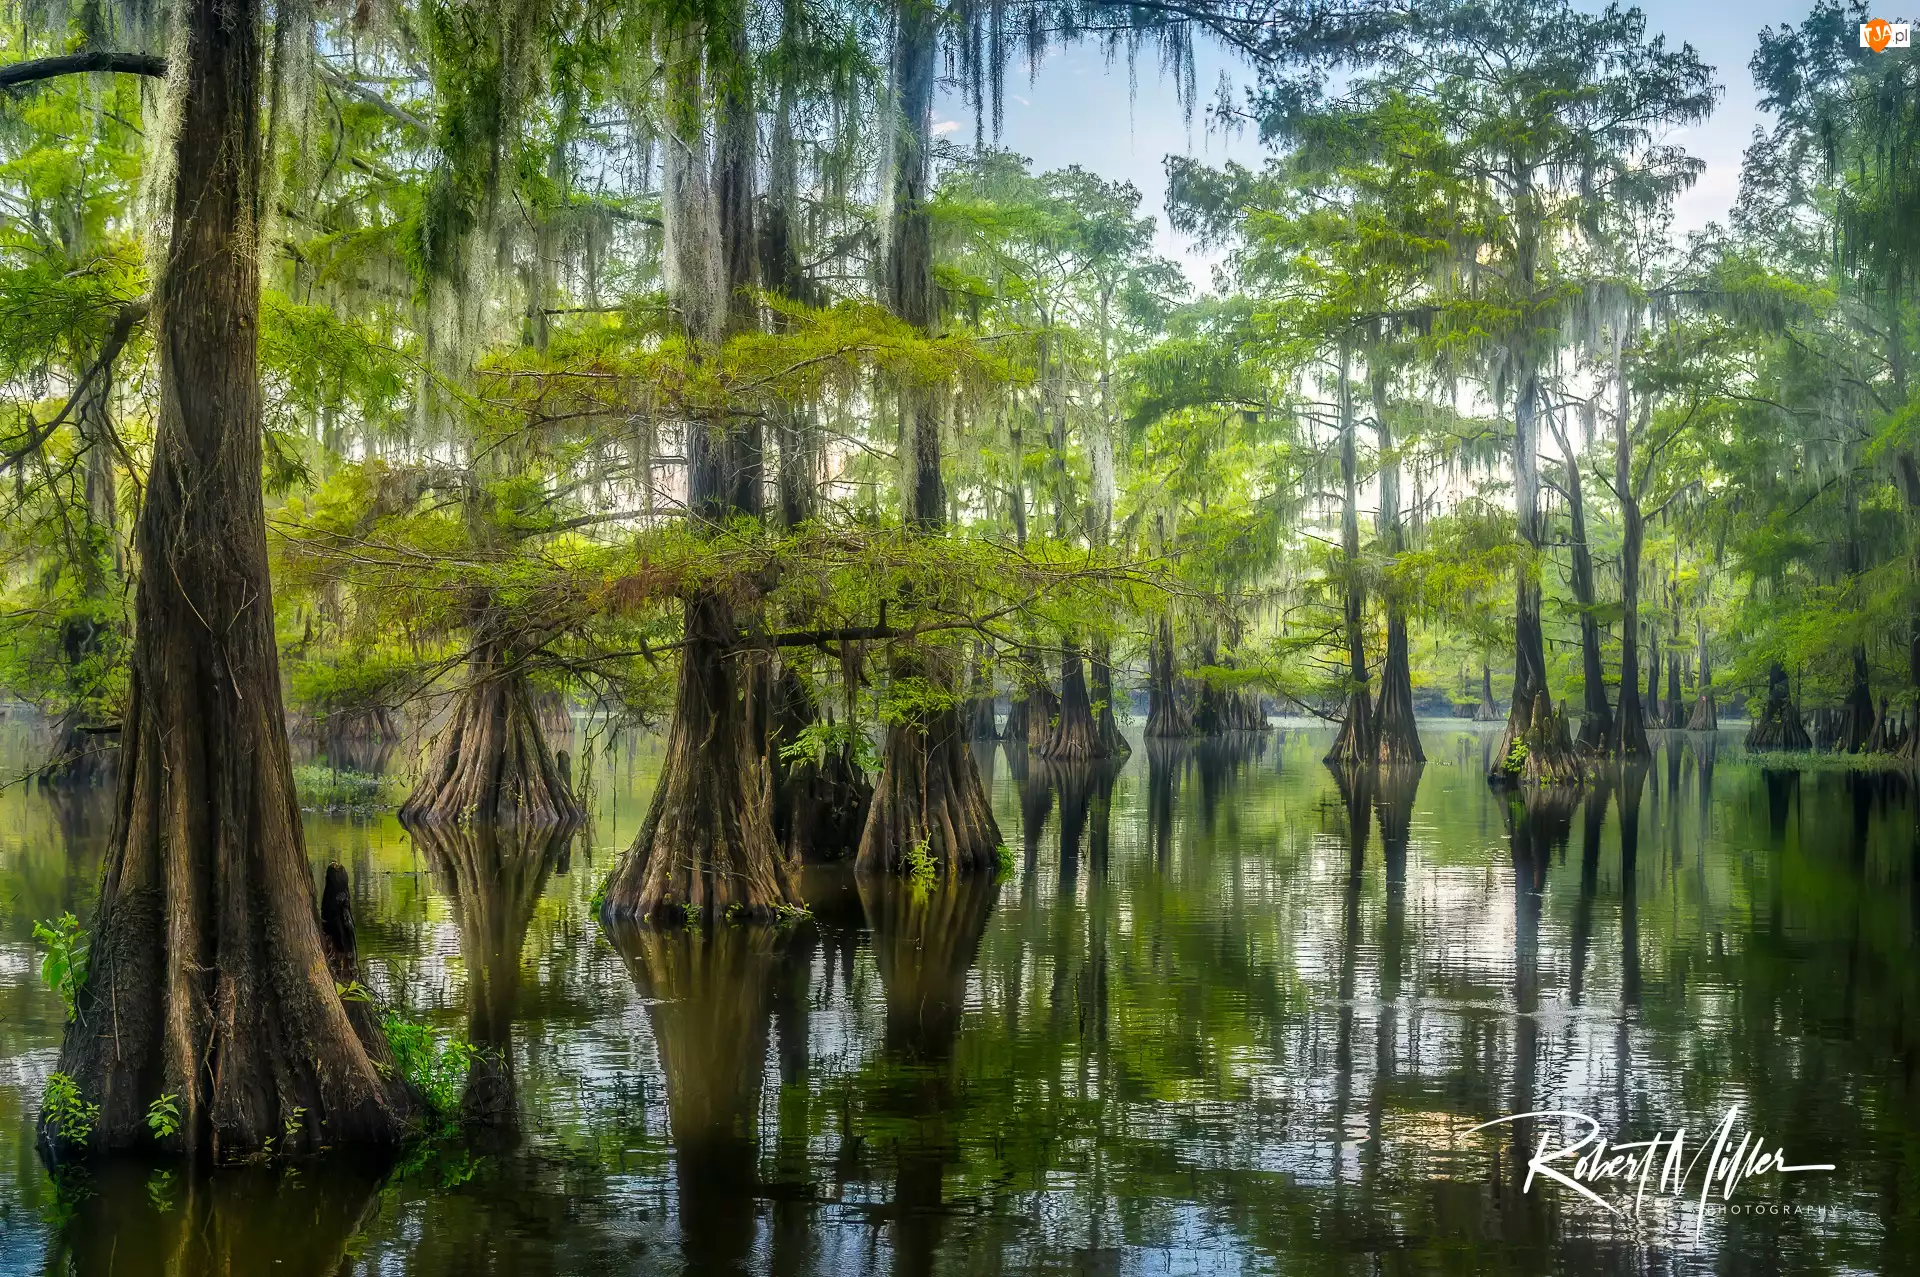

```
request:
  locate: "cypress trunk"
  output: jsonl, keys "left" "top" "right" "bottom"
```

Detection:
{"left": 1745, "top": 660, "right": 1811, "bottom": 750}
{"left": 1326, "top": 352, "right": 1374, "bottom": 766}
{"left": 961, "top": 642, "right": 999, "bottom": 741}
{"left": 1836, "top": 646, "right": 1876, "bottom": 754}
{"left": 1612, "top": 337, "right": 1650, "bottom": 759}
{"left": 400, "top": 637, "right": 582, "bottom": 826}
{"left": 601, "top": 9, "right": 801, "bottom": 921}
{"left": 1038, "top": 639, "right": 1106, "bottom": 760}
{"left": 1090, "top": 637, "right": 1129, "bottom": 756}
{"left": 1145, "top": 615, "right": 1193, "bottom": 737}
{"left": 1475, "top": 660, "right": 1501, "bottom": 722}
{"left": 1370, "top": 372, "right": 1423, "bottom": 764}
{"left": 1665, "top": 612, "right": 1684, "bottom": 729}
{"left": 43, "top": 0, "right": 412, "bottom": 1160}
{"left": 1685, "top": 622, "right": 1718, "bottom": 731}
{"left": 1644, "top": 624, "right": 1663, "bottom": 727}
{"left": 855, "top": 0, "right": 999, "bottom": 877}
{"left": 1495, "top": 365, "right": 1567, "bottom": 780}
{"left": 1548, "top": 412, "right": 1611, "bottom": 752}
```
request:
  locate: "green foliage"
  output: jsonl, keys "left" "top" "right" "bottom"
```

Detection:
{"left": 32, "top": 913, "right": 87, "bottom": 1020}
{"left": 293, "top": 766, "right": 400, "bottom": 814}
{"left": 41, "top": 1072, "right": 99, "bottom": 1148}
{"left": 381, "top": 1014, "right": 476, "bottom": 1120}
{"left": 995, "top": 843, "right": 1015, "bottom": 875}
{"left": 145, "top": 1094, "right": 181, "bottom": 1140}
{"left": 1503, "top": 737, "right": 1529, "bottom": 775}
{"left": 902, "top": 837, "right": 937, "bottom": 886}
{"left": 778, "top": 717, "right": 879, "bottom": 774}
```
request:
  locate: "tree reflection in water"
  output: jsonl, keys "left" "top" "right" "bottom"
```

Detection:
{"left": 857, "top": 873, "right": 996, "bottom": 1277}
{"left": 412, "top": 819, "right": 572, "bottom": 1133}
{"left": 605, "top": 920, "right": 790, "bottom": 1275}
{"left": 6, "top": 725, "right": 1920, "bottom": 1274}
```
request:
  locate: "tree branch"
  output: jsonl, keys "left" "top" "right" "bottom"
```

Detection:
{"left": 0, "top": 52, "right": 166, "bottom": 91}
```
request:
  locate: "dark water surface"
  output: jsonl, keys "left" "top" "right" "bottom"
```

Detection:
{"left": 1, "top": 721, "right": 1916, "bottom": 1275}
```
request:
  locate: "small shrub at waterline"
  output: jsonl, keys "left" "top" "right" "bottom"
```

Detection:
{"left": 902, "top": 837, "right": 936, "bottom": 885}
{"left": 995, "top": 843, "right": 1014, "bottom": 875}
{"left": 146, "top": 1094, "right": 181, "bottom": 1140}
{"left": 42, "top": 1073, "right": 99, "bottom": 1148}
{"left": 293, "top": 765, "right": 400, "bottom": 814}
{"left": 381, "top": 1014, "right": 476, "bottom": 1119}
{"left": 32, "top": 913, "right": 87, "bottom": 1021}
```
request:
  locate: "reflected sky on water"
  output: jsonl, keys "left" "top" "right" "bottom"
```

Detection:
{"left": 0, "top": 718, "right": 1914, "bottom": 1275}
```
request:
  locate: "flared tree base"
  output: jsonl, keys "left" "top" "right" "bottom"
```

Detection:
{"left": 857, "top": 703, "right": 1001, "bottom": 878}
{"left": 1324, "top": 688, "right": 1375, "bottom": 766}
{"left": 401, "top": 661, "right": 582, "bottom": 827}
{"left": 600, "top": 615, "right": 800, "bottom": 924}
{"left": 1491, "top": 692, "right": 1584, "bottom": 787}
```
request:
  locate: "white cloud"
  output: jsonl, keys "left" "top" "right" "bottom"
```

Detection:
{"left": 932, "top": 120, "right": 960, "bottom": 136}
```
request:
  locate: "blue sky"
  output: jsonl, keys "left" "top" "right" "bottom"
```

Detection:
{"left": 935, "top": 1, "right": 1818, "bottom": 285}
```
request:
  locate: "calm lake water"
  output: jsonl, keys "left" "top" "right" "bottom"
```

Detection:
{"left": 0, "top": 719, "right": 1915, "bottom": 1275}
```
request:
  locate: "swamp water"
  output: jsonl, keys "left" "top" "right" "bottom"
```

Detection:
{"left": 0, "top": 721, "right": 1915, "bottom": 1275}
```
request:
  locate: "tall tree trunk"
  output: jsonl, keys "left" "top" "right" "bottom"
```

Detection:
{"left": 1837, "top": 646, "right": 1876, "bottom": 754}
{"left": 1498, "top": 370, "right": 1552, "bottom": 750}
{"left": 1644, "top": 619, "right": 1662, "bottom": 726}
{"left": 1685, "top": 620, "right": 1718, "bottom": 731}
{"left": 43, "top": 0, "right": 412, "bottom": 1161}
{"left": 1547, "top": 410, "right": 1611, "bottom": 752}
{"left": 601, "top": 8, "right": 798, "bottom": 921}
{"left": 757, "top": 21, "right": 871, "bottom": 844}
{"left": 856, "top": 0, "right": 1000, "bottom": 876}
{"left": 1475, "top": 659, "right": 1501, "bottom": 721}
{"left": 1090, "top": 638, "right": 1128, "bottom": 756}
{"left": 1325, "top": 349, "right": 1374, "bottom": 765}
{"left": 1369, "top": 366, "right": 1423, "bottom": 763}
{"left": 961, "top": 641, "right": 999, "bottom": 740}
{"left": 401, "top": 631, "right": 581, "bottom": 826}
{"left": 1086, "top": 318, "right": 1128, "bottom": 759}
{"left": 1612, "top": 330, "right": 1650, "bottom": 759}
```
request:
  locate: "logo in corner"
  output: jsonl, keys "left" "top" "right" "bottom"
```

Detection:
{"left": 1861, "top": 18, "right": 1911, "bottom": 51}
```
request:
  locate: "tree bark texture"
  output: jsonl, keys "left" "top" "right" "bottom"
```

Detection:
{"left": 1496, "top": 364, "right": 1558, "bottom": 776}
{"left": 44, "top": 0, "right": 411, "bottom": 1161}
{"left": 1326, "top": 355, "right": 1374, "bottom": 767}
{"left": 1145, "top": 615, "right": 1193, "bottom": 738}
{"left": 400, "top": 641, "right": 582, "bottom": 826}
{"left": 1370, "top": 369, "right": 1423, "bottom": 764}
{"left": 1038, "top": 640, "right": 1108, "bottom": 760}
{"left": 1745, "top": 660, "right": 1810, "bottom": 750}
{"left": 855, "top": 0, "right": 998, "bottom": 878}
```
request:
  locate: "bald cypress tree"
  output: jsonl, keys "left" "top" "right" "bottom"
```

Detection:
{"left": 42, "top": 0, "right": 412, "bottom": 1160}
